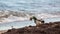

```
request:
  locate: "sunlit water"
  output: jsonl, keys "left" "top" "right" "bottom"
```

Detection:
{"left": 0, "top": 17, "right": 60, "bottom": 30}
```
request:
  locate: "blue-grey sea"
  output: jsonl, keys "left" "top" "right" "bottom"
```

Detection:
{"left": 0, "top": 0, "right": 60, "bottom": 30}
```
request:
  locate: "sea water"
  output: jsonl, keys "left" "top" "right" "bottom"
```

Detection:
{"left": 0, "top": 0, "right": 60, "bottom": 30}
{"left": 0, "top": 17, "right": 60, "bottom": 30}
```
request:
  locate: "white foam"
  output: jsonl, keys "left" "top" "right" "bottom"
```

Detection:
{"left": 0, "top": 11, "right": 60, "bottom": 23}
{"left": 0, "top": 15, "right": 28, "bottom": 23}
{"left": 36, "top": 13, "right": 60, "bottom": 19}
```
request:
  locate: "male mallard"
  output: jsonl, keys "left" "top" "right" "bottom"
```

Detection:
{"left": 30, "top": 16, "right": 44, "bottom": 26}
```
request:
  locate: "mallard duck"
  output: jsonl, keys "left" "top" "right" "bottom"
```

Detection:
{"left": 30, "top": 16, "right": 45, "bottom": 26}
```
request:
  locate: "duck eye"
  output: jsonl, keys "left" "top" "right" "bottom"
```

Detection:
{"left": 30, "top": 18, "right": 32, "bottom": 20}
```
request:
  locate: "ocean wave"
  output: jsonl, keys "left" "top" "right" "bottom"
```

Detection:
{"left": 0, "top": 10, "right": 60, "bottom": 23}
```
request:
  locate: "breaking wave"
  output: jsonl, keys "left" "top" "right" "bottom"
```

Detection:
{"left": 0, "top": 10, "right": 60, "bottom": 23}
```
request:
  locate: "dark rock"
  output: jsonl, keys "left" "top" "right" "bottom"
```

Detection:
{"left": 2, "top": 22, "right": 60, "bottom": 34}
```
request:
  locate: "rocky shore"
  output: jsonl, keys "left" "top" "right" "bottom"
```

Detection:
{"left": 2, "top": 21, "right": 60, "bottom": 34}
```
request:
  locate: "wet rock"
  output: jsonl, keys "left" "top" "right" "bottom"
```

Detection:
{"left": 2, "top": 22, "right": 60, "bottom": 34}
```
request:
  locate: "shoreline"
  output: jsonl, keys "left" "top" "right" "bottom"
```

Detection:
{"left": 2, "top": 21, "right": 60, "bottom": 34}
